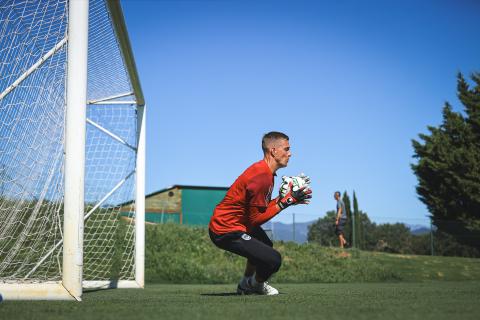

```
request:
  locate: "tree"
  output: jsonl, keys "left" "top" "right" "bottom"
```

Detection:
{"left": 358, "top": 211, "right": 377, "bottom": 250}
{"left": 342, "top": 191, "right": 353, "bottom": 245}
{"left": 307, "top": 210, "right": 337, "bottom": 246}
{"left": 353, "top": 191, "right": 362, "bottom": 249}
{"left": 412, "top": 73, "right": 480, "bottom": 249}
{"left": 431, "top": 230, "right": 480, "bottom": 257}
{"left": 372, "top": 223, "right": 413, "bottom": 253}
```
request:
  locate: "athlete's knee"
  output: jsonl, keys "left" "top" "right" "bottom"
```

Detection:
{"left": 264, "top": 237, "right": 273, "bottom": 248}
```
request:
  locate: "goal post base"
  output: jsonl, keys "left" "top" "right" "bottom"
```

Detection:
{"left": 83, "top": 280, "right": 143, "bottom": 290}
{"left": 0, "top": 283, "right": 79, "bottom": 301}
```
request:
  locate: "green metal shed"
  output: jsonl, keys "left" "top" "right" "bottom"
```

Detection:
{"left": 142, "top": 185, "right": 228, "bottom": 226}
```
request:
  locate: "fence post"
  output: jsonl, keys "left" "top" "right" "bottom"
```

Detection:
{"left": 430, "top": 218, "right": 434, "bottom": 256}
{"left": 352, "top": 210, "right": 356, "bottom": 248}
{"left": 271, "top": 220, "right": 275, "bottom": 240}
{"left": 292, "top": 213, "right": 296, "bottom": 242}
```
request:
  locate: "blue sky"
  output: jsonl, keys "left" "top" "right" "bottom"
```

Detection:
{"left": 121, "top": 0, "right": 480, "bottom": 225}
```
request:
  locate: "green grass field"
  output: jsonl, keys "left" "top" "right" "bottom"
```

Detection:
{"left": 1, "top": 281, "right": 479, "bottom": 320}
{"left": 2, "top": 225, "right": 479, "bottom": 319}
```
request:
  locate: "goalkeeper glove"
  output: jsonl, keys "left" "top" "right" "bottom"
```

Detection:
{"left": 277, "top": 182, "right": 312, "bottom": 210}
{"left": 279, "top": 173, "right": 311, "bottom": 198}
{"left": 298, "top": 173, "right": 311, "bottom": 185}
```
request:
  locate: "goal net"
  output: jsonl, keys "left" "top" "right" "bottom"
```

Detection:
{"left": 0, "top": 0, "right": 145, "bottom": 300}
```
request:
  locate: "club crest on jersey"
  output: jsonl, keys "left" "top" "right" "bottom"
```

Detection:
{"left": 241, "top": 234, "right": 251, "bottom": 241}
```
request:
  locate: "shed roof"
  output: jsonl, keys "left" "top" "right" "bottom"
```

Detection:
{"left": 146, "top": 185, "right": 229, "bottom": 198}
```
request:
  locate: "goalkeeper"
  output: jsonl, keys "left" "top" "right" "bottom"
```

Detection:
{"left": 208, "top": 131, "right": 312, "bottom": 295}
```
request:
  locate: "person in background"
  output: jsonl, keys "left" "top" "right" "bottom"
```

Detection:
{"left": 334, "top": 191, "right": 348, "bottom": 248}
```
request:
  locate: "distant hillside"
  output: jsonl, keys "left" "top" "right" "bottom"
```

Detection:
{"left": 264, "top": 221, "right": 314, "bottom": 243}
{"left": 406, "top": 224, "right": 431, "bottom": 235}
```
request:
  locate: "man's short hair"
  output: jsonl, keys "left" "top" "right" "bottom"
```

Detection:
{"left": 334, "top": 191, "right": 341, "bottom": 197}
{"left": 262, "top": 131, "right": 289, "bottom": 153}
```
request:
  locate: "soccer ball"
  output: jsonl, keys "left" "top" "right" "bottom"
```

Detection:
{"left": 279, "top": 174, "right": 310, "bottom": 198}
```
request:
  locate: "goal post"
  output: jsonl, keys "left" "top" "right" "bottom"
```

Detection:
{"left": 63, "top": 0, "right": 89, "bottom": 300}
{"left": 0, "top": 0, "right": 145, "bottom": 300}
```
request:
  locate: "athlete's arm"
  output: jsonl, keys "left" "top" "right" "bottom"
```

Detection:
{"left": 247, "top": 200, "right": 281, "bottom": 226}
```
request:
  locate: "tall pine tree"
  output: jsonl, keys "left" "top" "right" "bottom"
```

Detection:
{"left": 342, "top": 191, "right": 352, "bottom": 245}
{"left": 412, "top": 72, "right": 480, "bottom": 249}
{"left": 353, "top": 191, "right": 362, "bottom": 249}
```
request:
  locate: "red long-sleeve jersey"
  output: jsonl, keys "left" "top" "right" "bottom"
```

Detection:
{"left": 209, "top": 160, "right": 281, "bottom": 234}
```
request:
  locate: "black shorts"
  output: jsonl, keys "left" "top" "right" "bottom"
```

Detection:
{"left": 209, "top": 226, "right": 281, "bottom": 280}
{"left": 335, "top": 218, "right": 347, "bottom": 236}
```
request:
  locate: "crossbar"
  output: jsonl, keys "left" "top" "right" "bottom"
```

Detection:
{"left": 87, "top": 91, "right": 133, "bottom": 104}
{"left": 88, "top": 101, "right": 137, "bottom": 105}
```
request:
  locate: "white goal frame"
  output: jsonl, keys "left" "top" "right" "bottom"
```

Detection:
{"left": 0, "top": 0, "right": 145, "bottom": 301}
